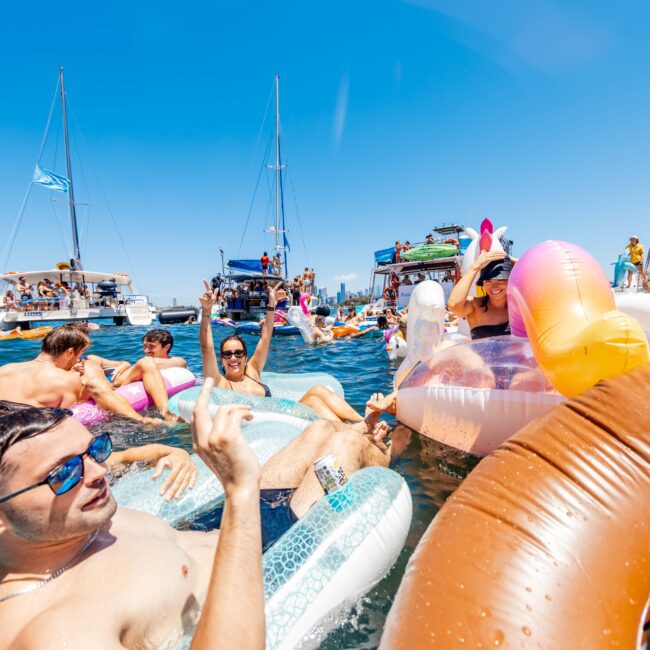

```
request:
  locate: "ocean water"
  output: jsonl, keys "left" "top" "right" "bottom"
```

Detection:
{"left": 0, "top": 323, "right": 479, "bottom": 648}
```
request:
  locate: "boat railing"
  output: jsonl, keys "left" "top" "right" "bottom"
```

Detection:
{"left": 3, "top": 294, "right": 133, "bottom": 313}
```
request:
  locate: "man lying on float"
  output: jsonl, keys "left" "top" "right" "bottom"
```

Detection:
{"left": 0, "top": 324, "right": 185, "bottom": 424}
{"left": 0, "top": 379, "right": 392, "bottom": 648}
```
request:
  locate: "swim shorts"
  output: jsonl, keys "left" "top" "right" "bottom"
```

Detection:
{"left": 191, "top": 488, "right": 298, "bottom": 551}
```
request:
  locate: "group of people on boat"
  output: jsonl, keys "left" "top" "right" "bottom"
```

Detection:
{"left": 2, "top": 277, "right": 94, "bottom": 312}
{"left": 1, "top": 276, "right": 119, "bottom": 312}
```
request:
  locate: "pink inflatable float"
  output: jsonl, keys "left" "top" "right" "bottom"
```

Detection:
{"left": 72, "top": 367, "right": 196, "bottom": 426}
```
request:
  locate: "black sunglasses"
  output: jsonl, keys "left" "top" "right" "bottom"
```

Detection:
{"left": 221, "top": 349, "right": 246, "bottom": 359}
{"left": 0, "top": 433, "right": 112, "bottom": 505}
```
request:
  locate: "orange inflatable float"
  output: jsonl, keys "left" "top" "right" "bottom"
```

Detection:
{"left": 0, "top": 326, "right": 52, "bottom": 341}
{"left": 381, "top": 364, "right": 650, "bottom": 649}
{"left": 508, "top": 240, "right": 648, "bottom": 397}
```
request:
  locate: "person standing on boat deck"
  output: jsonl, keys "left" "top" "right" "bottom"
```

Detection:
{"left": 425, "top": 233, "right": 435, "bottom": 244}
{"left": 448, "top": 251, "right": 513, "bottom": 340}
{"left": 414, "top": 272, "right": 426, "bottom": 285}
{"left": 260, "top": 251, "right": 270, "bottom": 276}
{"left": 16, "top": 277, "right": 33, "bottom": 302}
{"left": 302, "top": 267, "right": 313, "bottom": 294}
{"left": 271, "top": 254, "right": 282, "bottom": 277}
{"left": 210, "top": 273, "right": 223, "bottom": 301}
{"left": 199, "top": 281, "right": 365, "bottom": 422}
{"left": 394, "top": 240, "right": 403, "bottom": 263}
{"left": 625, "top": 235, "right": 647, "bottom": 288}
{"left": 291, "top": 276, "right": 301, "bottom": 305}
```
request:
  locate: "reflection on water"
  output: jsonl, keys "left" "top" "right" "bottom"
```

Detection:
{"left": 0, "top": 322, "right": 480, "bottom": 648}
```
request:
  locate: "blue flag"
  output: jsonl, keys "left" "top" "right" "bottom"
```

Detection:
{"left": 283, "top": 232, "right": 291, "bottom": 252}
{"left": 32, "top": 164, "right": 69, "bottom": 192}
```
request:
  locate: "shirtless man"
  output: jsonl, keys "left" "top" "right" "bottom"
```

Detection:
{"left": 87, "top": 329, "right": 187, "bottom": 423}
{"left": 0, "top": 325, "right": 168, "bottom": 424}
{"left": 0, "top": 379, "right": 391, "bottom": 648}
{"left": 311, "top": 315, "right": 333, "bottom": 345}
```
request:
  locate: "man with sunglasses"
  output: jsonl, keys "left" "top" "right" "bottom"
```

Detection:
{"left": 0, "top": 375, "right": 395, "bottom": 648}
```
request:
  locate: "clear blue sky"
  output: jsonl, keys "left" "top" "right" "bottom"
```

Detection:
{"left": 1, "top": 0, "right": 649, "bottom": 304}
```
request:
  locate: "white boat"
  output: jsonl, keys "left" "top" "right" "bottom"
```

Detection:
{"left": 0, "top": 69, "right": 152, "bottom": 331}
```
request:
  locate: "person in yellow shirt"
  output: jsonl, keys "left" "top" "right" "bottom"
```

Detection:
{"left": 625, "top": 235, "right": 647, "bottom": 287}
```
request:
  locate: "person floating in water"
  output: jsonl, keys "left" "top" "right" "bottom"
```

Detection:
{"left": 199, "top": 280, "right": 365, "bottom": 422}
{"left": 0, "top": 380, "right": 394, "bottom": 648}
{"left": 0, "top": 325, "right": 184, "bottom": 424}
{"left": 448, "top": 251, "right": 514, "bottom": 340}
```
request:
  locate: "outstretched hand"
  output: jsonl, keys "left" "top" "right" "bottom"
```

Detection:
{"left": 190, "top": 378, "right": 259, "bottom": 493}
{"left": 199, "top": 279, "right": 218, "bottom": 313}
{"left": 151, "top": 448, "right": 198, "bottom": 501}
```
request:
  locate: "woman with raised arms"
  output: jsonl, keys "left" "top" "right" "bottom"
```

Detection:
{"left": 199, "top": 281, "right": 364, "bottom": 422}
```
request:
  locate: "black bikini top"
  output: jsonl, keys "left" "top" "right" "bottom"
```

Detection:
{"left": 229, "top": 373, "right": 272, "bottom": 398}
{"left": 470, "top": 321, "right": 511, "bottom": 340}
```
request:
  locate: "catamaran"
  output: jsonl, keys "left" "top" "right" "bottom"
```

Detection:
{"left": 0, "top": 69, "right": 153, "bottom": 331}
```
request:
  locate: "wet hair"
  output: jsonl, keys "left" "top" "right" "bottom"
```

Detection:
{"left": 377, "top": 315, "right": 389, "bottom": 329}
{"left": 220, "top": 334, "right": 248, "bottom": 358}
{"left": 143, "top": 328, "right": 174, "bottom": 351}
{"left": 41, "top": 324, "right": 90, "bottom": 357}
{"left": 314, "top": 315, "right": 325, "bottom": 327}
{"left": 0, "top": 401, "right": 71, "bottom": 480}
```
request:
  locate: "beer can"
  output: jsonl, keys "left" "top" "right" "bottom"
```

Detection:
{"left": 313, "top": 454, "right": 347, "bottom": 494}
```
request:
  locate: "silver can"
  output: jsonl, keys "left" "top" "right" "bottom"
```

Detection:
{"left": 313, "top": 454, "right": 347, "bottom": 494}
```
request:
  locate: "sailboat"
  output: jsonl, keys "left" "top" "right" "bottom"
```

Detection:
{"left": 0, "top": 68, "right": 153, "bottom": 331}
{"left": 223, "top": 75, "right": 299, "bottom": 322}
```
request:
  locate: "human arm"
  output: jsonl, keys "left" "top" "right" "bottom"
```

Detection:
{"left": 448, "top": 250, "right": 506, "bottom": 317}
{"left": 189, "top": 379, "right": 263, "bottom": 650}
{"left": 199, "top": 280, "right": 222, "bottom": 383}
{"left": 249, "top": 281, "right": 280, "bottom": 374}
{"left": 109, "top": 444, "right": 198, "bottom": 501}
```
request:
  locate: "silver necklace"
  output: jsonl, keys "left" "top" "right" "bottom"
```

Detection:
{"left": 0, "top": 529, "right": 99, "bottom": 603}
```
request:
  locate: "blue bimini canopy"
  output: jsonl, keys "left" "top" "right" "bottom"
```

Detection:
{"left": 374, "top": 247, "right": 395, "bottom": 266}
{"left": 227, "top": 259, "right": 263, "bottom": 274}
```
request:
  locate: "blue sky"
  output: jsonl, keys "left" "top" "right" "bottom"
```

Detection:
{"left": 1, "top": 0, "right": 649, "bottom": 304}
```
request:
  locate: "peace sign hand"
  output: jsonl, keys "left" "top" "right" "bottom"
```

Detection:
{"left": 267, "top": 281, "right": 282, "bottom": 309}
{"left": 199, "top": 279, "right": 218, "bottom": 314}
{"left": 190, "top": 378, "right": 259, "bottom": 494}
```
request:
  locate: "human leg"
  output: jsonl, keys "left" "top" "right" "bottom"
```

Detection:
{"left": 299, "top": 385, "right": 363, "bottom": 422}
{"left": 81, "top": 360, "right": 162, "bottom": 424}
{"left": 113, "top": 357, "right": 176, "bottom": 421}
{"left": 288, "top": 428, "right": 390, "bottom": 518}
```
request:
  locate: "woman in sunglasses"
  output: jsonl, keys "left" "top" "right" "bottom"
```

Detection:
{"left": 199, "top": 281, "right": 364, "bottom": 421}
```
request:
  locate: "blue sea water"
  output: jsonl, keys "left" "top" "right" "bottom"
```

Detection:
{"left": 0, "top": 323, "right": 478, "bottom": 648}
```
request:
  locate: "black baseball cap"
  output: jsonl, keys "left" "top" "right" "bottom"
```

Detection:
{"left": 476, "top": 257, "right": 514, "bottom": 286}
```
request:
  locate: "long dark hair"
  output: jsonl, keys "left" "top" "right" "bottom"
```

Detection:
{"left": 478, "top": 295, "right": 490, "bottom": 312}
{"left": 220, "top": 334, "right": 248, "bottom": 358}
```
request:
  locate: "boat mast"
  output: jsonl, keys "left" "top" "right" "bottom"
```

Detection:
{"left": 59, "top": 67, "right": 82, "bottom": 270}
{"left": 274, "top": 74, "right": 281, "bottom": 269}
